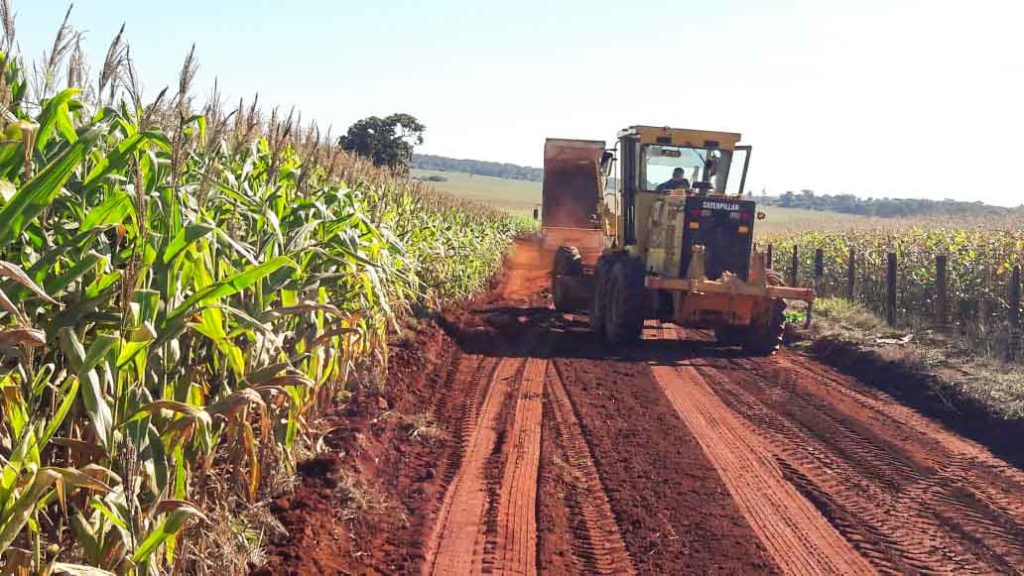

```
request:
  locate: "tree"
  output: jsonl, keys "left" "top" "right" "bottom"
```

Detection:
{"left": 339, "top": 113, "right": 425, "bottom": 173}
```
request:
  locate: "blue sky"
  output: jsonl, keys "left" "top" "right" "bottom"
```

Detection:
{"left": 16, "top": 0, "right": 1024, "bottom": 205}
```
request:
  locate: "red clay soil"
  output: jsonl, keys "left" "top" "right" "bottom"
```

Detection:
{"left": 259, "top": 239, "right": 1024, "bottom": 575}
{"left": 549, "top": 343, "right": 779, "bottom": 574}
{"left": 693, "top": 347, "right": 1024, "bottom": 574}
{"left": 650, "top": 324, "right": 871, "bottom": 575}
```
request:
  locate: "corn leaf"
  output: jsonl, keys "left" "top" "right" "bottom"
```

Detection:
{"left": 0, "top": 469, "right": 59, "bottom": 552}
{"left": 162, "top": 224, "right": 214, "bottom": 264}
{"left": 51, "top": 563, "right": 116, "bottom": 576}
{"left": 39, "top": 377, "right": 80, "bottom": 447}
{"left": 130, "top": 505, "right": 202, "bottom": 563}
{"left": 81, "top": 190, "right": 132, "bottom": 230}
{"left": 0, "top": 127, "right": 100, "bottom": 246}
{"left": 166, "top": 256, "right": 293, "bottom": 323}
{"left": 35, "top": 89, "right": 81, "bottom": 151}
{"left": 0, "top": 260, "right": 58, "bottom": 305}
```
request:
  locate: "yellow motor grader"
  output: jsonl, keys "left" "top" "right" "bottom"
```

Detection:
{"left": 542, "top": 125, "right": 814, "bottom": 353}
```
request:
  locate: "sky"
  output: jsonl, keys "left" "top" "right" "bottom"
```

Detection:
{"left": 15, "top": 0, "right": 1024, "bottom": 206}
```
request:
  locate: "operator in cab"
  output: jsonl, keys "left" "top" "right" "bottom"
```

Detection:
{"left": 656, "top": 167, "right": 690, "bottom": 192}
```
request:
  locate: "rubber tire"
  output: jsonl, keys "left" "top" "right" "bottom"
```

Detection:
{"left": 604, "top": 254, "right": 646, "bottom": 344}
{"left": 590, "top": 252, "right": 620, "bottom": 337}
{"left": 744, "top": 298, "right": 787, "bottom": 355}
{"left": 551, "top": 246, "right": 584, "bottom": 312}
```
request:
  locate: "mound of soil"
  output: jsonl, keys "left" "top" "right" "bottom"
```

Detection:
{"left": 253, "top": 321, "right": 462, "bottom": 575}
{"left": 805, "top": 336, "right": 1024, "bottom": 468}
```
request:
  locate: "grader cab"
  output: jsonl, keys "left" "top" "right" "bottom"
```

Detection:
{"left": 544, "top": 125, "right": 814, "bottom": 354}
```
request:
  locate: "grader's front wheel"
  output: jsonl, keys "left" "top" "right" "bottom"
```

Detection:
{"left": 743, "top": 298, "right": 787, "bottom": 355}
{"left": 604, "top": 254, "right": 645, "bottom": 344}
{"left": 590, "top": 252, "right": 618, "bottom": 336}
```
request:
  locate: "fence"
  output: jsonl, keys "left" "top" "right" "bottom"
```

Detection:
{"left": 762, "top": 243, "right": 1023, "bottom": 362}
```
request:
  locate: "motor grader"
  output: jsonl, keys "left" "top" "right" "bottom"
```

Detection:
{"left": 542, "top": 125, "right": 814, "bottom": 353}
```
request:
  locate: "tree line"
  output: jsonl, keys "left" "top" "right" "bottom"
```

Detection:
{"left": 411, "top": 154, "right": 543, "bottom": 181}
{"left": 759, "top": 190, "right": 1024, "bottom": 219}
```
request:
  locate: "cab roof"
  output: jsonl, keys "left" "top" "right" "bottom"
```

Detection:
{"left": 620, "top": 126, "right": 743, "bottom": 151}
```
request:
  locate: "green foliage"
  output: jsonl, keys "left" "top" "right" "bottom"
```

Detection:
{"left": 338, "top": 113, "right": 425, "bottom": 173}
{"left": 813, "top": 297, "right": 885, "bottom": 332}
{"left": 0, "top": 33, "right": 528, "bottom": 574}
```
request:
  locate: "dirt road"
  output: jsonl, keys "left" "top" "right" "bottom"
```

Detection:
{"left": 418, "top": 247, "right": 1024, "bottom": 575}
{"left": 263, "top": 244, "right": 1024, "bottom": 575}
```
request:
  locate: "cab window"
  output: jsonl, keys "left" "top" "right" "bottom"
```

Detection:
{"left": 641, "top": 145, "right": 734, "bottom": 193}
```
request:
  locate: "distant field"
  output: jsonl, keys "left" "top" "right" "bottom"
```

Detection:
{"left": 413, "top": 169, "right": 1000, "bottom": 234}
{"left": 412, "top": 169, "right": 540, "bottom": 214}
{"left": 756, "top": 207, "right": 892, "bottom": 236}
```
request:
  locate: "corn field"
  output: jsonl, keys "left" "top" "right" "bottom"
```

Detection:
{"left": 0, "top": 8, "right": 530, "bottom": 574}
{"left": 763, "top": 228, "right": 1024, "bottom": 357}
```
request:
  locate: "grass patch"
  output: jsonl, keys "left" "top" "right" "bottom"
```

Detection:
{"left": 798, "top": 297, "right": 1024, "bottom": 420}
{"left": 814, "top": 298, "right": 890, "bottom": 335}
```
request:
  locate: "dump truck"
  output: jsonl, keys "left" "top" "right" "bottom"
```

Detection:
{"left": 543, "top": 125, "right": 814, "bottom": 353}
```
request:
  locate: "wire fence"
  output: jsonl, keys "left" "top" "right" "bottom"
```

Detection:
{"left": 763, "top": 242, "right": 1023, "bottom": 361}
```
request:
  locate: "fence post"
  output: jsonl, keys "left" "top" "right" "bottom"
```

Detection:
{"left": 1009, "top": 265, "right": 1021, "bottom": 361}
{"left": 886, "top": 252, "right": 897, "bottom": 326}
{"left": 789, "top": 245, "right": 799, "bottom": 287}
{"left": 813, "top": 248, "right": 824, "bottom": 294}
{"left": 935, "top": 254, "right": 948, "bottom": 328}
{"left": 846, "top": 248, "right": 855, "bottom": 300}
{"left": 766, "top": 244, "right": 774, "bottom": 270}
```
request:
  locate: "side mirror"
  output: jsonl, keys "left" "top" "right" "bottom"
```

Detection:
{"left": 756, "top": 211, "right": 766, "bottom": 220}
{"left": 600, "top": 151, "right": 615, "bottom": 177}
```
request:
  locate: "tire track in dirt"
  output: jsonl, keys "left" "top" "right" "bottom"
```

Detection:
{"left": 777, "top": 355, "right": 1024, "bottom": 519}
{"left": 492, "top": 358, "right": 545, "bottom": 575}
{"left": 692, "top": 349, "right": 1024, "bottom": 574}
{"left": 650, "top": 324, "right": 875, "bottom": 575}
{"left": 544, "top": 361, "right": 636, "bottom": 575}
{"left": 426, "top": 357, "right": 523, "bottom": 575}
{"left": 701, "top": 357, "right": 968, "bottom": 573}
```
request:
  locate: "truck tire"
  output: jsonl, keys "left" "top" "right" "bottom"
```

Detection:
{"left": 744, "top": 298, "right": 786, "bottom": 355}
{"left": 604, "top": 254, "right": 646, "bottom": 344}
{"left": 590, "top": 252, "right": 619, "bottom": 336}
{"left": 551, "top": 246, "right": 584, "bottom": 312}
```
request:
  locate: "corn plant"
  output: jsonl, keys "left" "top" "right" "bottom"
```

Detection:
{"left": 0, "top": 6, "right": 530, "bottom": 573}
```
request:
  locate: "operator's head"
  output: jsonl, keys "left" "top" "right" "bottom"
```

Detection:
{"left": 672, "top": 167, "right": 686, "bottom": 181}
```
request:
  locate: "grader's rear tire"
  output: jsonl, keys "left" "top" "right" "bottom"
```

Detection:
{"left": 604, "top": 254, "right": 645, "bottom": 344}
{"left": 551, "top": 246, "right": 584, "bottom": 312}
{"left": 744, "top": 298, "right": 787, "bottom": 355}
